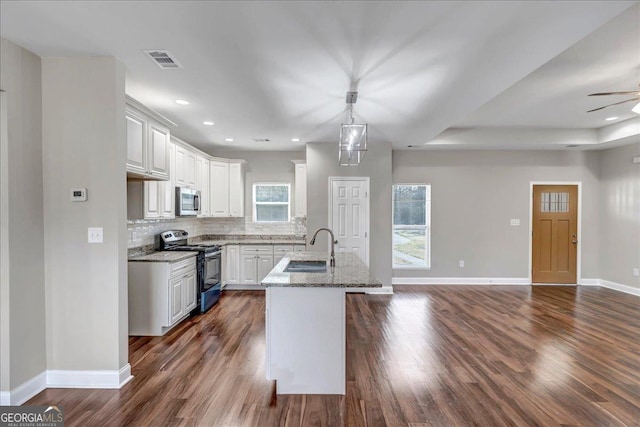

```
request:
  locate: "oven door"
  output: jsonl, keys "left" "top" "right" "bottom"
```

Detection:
{"left": 203, "top": 251, "right": 222, "bottom": 290}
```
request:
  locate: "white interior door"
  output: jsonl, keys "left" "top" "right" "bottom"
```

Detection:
{"left": 330, "top": 178, "right": 369, "bottom": 266}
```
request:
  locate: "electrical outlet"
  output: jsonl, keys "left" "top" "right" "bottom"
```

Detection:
{"left": 88, "top": 227, "right": 103, "bottom": 244}
{"left": 634, "top": 268, "right": 639, "bottom": 277}
{"left": 459, "top": 260, "right": 464, "bottom": 268}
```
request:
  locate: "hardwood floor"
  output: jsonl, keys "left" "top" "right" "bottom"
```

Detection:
{"left": 27, "top": 286, "right": 640, "bottom": 426}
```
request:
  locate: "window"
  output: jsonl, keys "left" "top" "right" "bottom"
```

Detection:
{"left": 253, "top": 183, "right": 290, "bottom": 222}
{"left": 392, "top": 184, "right": 431, "bottom": 269}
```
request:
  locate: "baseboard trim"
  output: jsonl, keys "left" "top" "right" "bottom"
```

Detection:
{"left": 47, "top": 363, "right": 133, "bottom": 389}
{"left": 0, "top": 371, "right": 47, "bottom": 406}
{"left": 580, "top": 278, "right": 600, "bottom": 286}
{"left": 224, "top": 284, "right": 264, "bottom": 291}
{"left": 596, "top": 279, "right": 640, "bottom": 296}
{"left": 346, "top": 285, "right": 394, "bottom": 295}
{"left": 392, "top": 277, "right": 530, "bottom": 285}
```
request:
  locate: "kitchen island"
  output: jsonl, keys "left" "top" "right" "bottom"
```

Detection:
{"left": 262, "top": 252, "right": 382, "bottom": 395}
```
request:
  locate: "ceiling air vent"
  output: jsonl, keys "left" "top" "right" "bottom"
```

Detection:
{"left": 253, "top": 138, "right": 271, "bottom": 142}
{"left": 143, "top": 50, "right": 183, "bottom": 69}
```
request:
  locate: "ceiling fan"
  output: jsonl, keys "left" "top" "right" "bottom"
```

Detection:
{"left": 587, "top": 84, "right": 640, "bottom": 112}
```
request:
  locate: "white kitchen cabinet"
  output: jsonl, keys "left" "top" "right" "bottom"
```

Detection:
{"left": 128, "top": 142, "right": 175, "bottom": 220}
{"left": 229, "top": 161, "right": 245, "bottom": 217}
{"left": 148, "top": 121, "right": 171, "bottom": 179}
{"left": 196, "top": 156, "right": 210, "bottom": 217}
{"left": 210, "top": 161, "right": 230, "bottom": 216}
{"left": 224, "top": 244, "right": 240, "bottom": 287}
{"left": 239, "top": 245, "right": 274, "bottom": 285}
{"left": 126, "top": 105, "right": 170, "bottom": 180}
{"left": 258, "top": 256, "right": 275, "bottom": 282}
{"left": 128, "top": 256, "right": 197, "bottom": 336}
{"left": 293, "top": 161, "right": 307, "bottom": 218}
{"left": 126, "top": 107, "right": 147, "bottom": 176}
{"left": 186, "top": 150, "right": 197, "bottom": 188}
{"left": 240, "top": 254, "right": 258, "bottom": 284}
{"left": 174, "top": 143, "right": 197, "bottom": 189}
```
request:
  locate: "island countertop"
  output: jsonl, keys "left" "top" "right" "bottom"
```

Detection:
{"left": 261, "top": 251, "right": 382, "bottom": 288}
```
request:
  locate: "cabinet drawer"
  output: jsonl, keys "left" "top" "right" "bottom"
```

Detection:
{"left": 170, "top": 257, "right": 196, "bottom": 278}
{"left": 293, "top": 245, "right": 305, "bottom": 252}
{"left": 241, "top": 245, "right": 274, "bottom": 255}
{"left": 273, "top": 245, "right": 293, "bottom": 254}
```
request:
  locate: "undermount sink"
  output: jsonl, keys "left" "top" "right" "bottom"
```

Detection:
{"left": 284, "top": 260, "right": 327, "bottom": 273}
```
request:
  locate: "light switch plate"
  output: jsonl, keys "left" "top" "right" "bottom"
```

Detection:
{"left": 88, "top": 227, "right": 103, "bottom": 243}
{"left": 459, "top": 260, "right": 464, "bottom": 268}
{"left": 634, "top": 268, "right": 639, "bottom": 277}
{"left": 510, "top": 219, "right": 520, "bottom": 226}
{"left": 70, "top": 187, "right": 87, "bottom": 202}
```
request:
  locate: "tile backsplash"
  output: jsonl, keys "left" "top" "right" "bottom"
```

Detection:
{"left": 128, "top": 216, "right": 306, "bottom": 248}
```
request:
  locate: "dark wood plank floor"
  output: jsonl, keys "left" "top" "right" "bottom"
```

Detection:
{"left": 27, "top": 286, "right": 640, "bottom": 426}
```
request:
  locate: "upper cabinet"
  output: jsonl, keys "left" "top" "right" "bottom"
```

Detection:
{"left": 229, "top": 162, "right": 245, "bottom": 217}
{"left": 174, "top": 141, "right": 197, "bottom": 188}
{"left": 125, "top": 105, "right": 170, "bottom": 181}
{"left": 196, "top": 156, "right": 210, "bottom": 217}
{"left": 210, "top": 161, "right": 230, "bottom": 216}
{"left": 210, "top": 160, "right": 245, "bottom": 217}
{"left": 293, "top": 161, "right": 307, "bottom": 218}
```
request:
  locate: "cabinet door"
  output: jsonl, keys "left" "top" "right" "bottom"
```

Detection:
{"left": 186, "top": 151, "right": 197, "bottom": 188}
{"left": 210, "top": 161, "right": 230, "bottom": 216}
{"left": 183, "top": 270, "right": 197, "bottom": 313}
{"left": 240, "top": 254, "right": 258, "bottom": 285}
{"left": 160, "top": 142, "right": 175, "bottom": 218}
{"left": 174, "top": 145, "right": 186, "bottom": 187}
{"left": 126, "top": 109, "right": 147, "bottom": 175}
{"left": 257, "top": 255, "right": 275, "bottom": 283}
{"left": 143, "top": 181, "right": 161, "bottom": 219}
{"left": 196, "top": 156, "right": 210, "bottom": 217}
{"left": 148, "top": 121, "right": 170, "bottom": 180}
{"left": 229, "top": 162, "right": 244, "bottom": 217}
{"left": 225, "top": 245, "right": 240, "bottom": 286}
{"left": 169, "top": 276, "right": 184, "bottom": 325}
{"left": 294, "top": 163, "right": 307, "bottom": 217}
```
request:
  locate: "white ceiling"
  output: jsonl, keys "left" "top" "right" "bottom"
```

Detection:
{"left": 1, "top": 1, "right": 638, "bottom": 152}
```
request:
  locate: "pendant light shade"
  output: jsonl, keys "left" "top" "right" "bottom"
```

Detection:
{"left": 339, "top": 91, "right": 367, "bottom": 166}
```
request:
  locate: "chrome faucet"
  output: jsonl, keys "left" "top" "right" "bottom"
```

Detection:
{"left": 309, "top": 228, "right": 338, "bottom": 267}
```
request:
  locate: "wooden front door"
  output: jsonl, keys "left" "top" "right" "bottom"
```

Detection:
{"left": 532, "top": 185, "right": 578, "bottom": 284}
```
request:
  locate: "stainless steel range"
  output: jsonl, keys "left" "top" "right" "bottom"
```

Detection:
{"left": 160, "top": 230, "right": 222, "bottom": 313}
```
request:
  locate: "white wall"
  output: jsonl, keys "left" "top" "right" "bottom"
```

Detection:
{"left": 393, "top": 150, "right": 601, "bottom": 280}
{"left": 599, "top": 142, "right": 640, "bottom": 288}
{"left": 0, "top": 38, "right": 46, "bottom": 392}
{"left": 42, "top": 57, "right": 129, "bottom": 372}
{"left": 306, "top": 142, "right": 393, "bottom": 287}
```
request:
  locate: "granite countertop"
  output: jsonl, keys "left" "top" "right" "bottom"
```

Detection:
{"left": 261, "top": 252, "right": 382, "bottom": 288}
{"left": 197, "top": 239, "right": 306, "bottom": 246}
{"left": 128, "top": 251, "right": 198, "bottom": 263}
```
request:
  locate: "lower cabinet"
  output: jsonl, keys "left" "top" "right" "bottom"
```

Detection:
{"left": 223, "top": 245, "right": 240, "bottom": 287}
{"left": 235, "top": 244, "right": 306, "bottom": 286}
{"left": 128, "top": 256, "right": 197, "bottom": 336}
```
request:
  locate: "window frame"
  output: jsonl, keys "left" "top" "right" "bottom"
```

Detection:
{"left": 252, "top": 182, "right": 291, "bottom": 223}
{"left": 392, "top": 183, "right": 431, "bottom": 270}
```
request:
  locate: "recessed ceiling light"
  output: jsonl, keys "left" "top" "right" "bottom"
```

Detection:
{"left": 291, "top": 138, "right": 300, "bottom": 142}
{"left": 203, "top": 121, "right": 215, "bottom": 126}
{"left": 175, "top": 99, "right": 189, "bottom": 105}
{"left": 604, "top": 116, "right": 618, "bottom": 121}
{"left": 224, "top": 138, "right": 234, "bottom": 142}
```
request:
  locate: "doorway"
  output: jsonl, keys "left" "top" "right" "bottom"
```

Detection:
{"left": 530, "top": 183, "right": 580, "bottom": 284}
{"left": 329, "top": 177, "right": 370, "bottom": 266}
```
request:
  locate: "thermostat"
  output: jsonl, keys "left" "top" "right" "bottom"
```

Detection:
{"left": 70, "top": 188, "right": 87, "bottom": 202}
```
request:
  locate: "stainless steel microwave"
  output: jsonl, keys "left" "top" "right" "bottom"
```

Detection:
{"left": 175, "top": 187, "right": 201, "bottom": 216}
